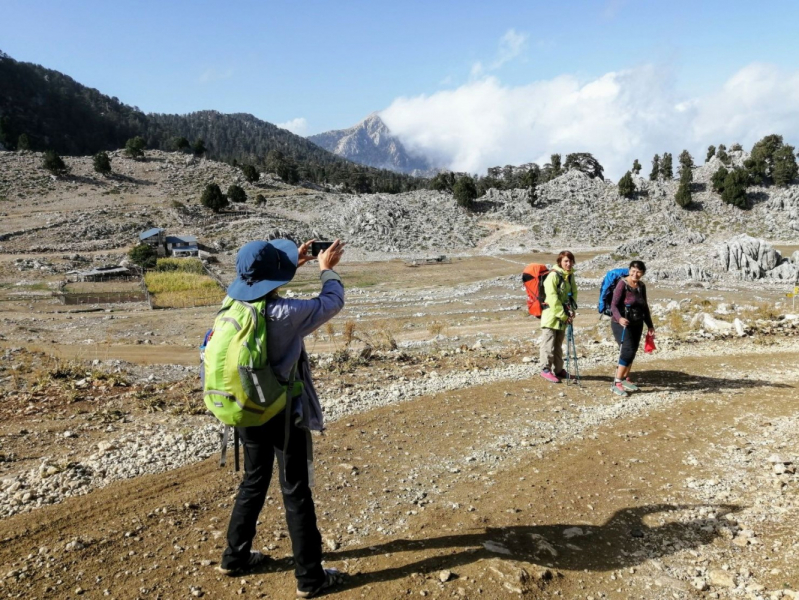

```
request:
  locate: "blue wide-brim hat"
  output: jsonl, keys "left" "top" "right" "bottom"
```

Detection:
{"left": 227, "top": 239, "right": 298, "bottom": 302}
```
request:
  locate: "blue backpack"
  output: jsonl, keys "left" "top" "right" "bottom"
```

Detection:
{"left": 598, "top": 268, "right": 629, "bottom": 316}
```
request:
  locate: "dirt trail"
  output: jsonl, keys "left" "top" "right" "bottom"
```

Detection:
{"left": 1, "top": 346, "right": 797, "bottom": 599}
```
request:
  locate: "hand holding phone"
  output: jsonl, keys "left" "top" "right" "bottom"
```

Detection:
{"left": 311, "top": 241, "right": 334, "bottom": 256}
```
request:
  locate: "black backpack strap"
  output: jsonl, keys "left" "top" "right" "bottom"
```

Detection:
{"left": 282, "top": 362, "right": 298, "bottom": 482}
{"left": 219, "top": 424, "right": 231, "bottom": 467}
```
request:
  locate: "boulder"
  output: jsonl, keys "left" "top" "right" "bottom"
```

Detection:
{"left": 691, "top": 312, "right": 734, "bottom": 333}
{"left": 768, "top": 261, "right": 798, "bottom": 281}
{"left": 714, "top": 235, "right": 782, "bottom": 280}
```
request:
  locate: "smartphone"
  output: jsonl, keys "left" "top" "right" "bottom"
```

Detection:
{"left": 311, "top": 241, "right": 334, "bottom": 256}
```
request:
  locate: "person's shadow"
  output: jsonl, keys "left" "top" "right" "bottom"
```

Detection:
{"left": 256, "top": 503, "right": 741, "bottom": 592}
{"left": 579, "top": 369, "right": 792, "bottom": 393}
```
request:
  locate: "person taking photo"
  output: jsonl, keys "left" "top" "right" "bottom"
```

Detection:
{"left": 218, "top": 238, "right": 346, "bottom": 599}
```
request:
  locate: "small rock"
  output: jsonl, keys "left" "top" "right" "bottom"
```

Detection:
{"left": 708, "top": 568, "right": 735, "bottom": 588}
{"left": 439, "top": 570, "right": 454, "bottom": 583}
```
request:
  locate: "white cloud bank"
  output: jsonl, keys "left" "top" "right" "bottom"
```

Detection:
{"left": 277, "top": 117, "right": 309, "bottom": 136}
{"left": 381, "top": 62, "right": 799, "bottom": 180}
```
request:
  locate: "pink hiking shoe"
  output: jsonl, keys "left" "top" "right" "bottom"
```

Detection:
{"left": 540, "top": 369, "right": 560, "bottom": 383}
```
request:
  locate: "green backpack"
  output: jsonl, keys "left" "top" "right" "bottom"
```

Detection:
{"left": 202, "top": 296, "right": 303, "bottom": 468}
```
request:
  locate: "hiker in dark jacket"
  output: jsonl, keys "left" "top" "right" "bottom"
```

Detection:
{"left": 610, "top": 260, "right": 654, "bottom": 397}
{"left": 218, "top": 238, "right": 346, "bottom": 598}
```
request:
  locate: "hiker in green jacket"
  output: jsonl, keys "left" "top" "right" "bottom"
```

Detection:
{"left": 540, "top": 251, "right": 578, "bottom": 383}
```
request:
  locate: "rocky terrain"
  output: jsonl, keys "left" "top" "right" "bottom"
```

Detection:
{"left": 0, "top": 147, "right": 798, "bottom": 599}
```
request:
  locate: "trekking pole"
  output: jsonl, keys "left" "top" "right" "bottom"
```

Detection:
{"left": 565, "top": 323, "right": 580, "bottom": 385}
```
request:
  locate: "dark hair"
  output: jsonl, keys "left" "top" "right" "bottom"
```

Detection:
{"left": 556, "top": 251, "right": 575, "bottom": 267}
{"left": 629, "top": 260, "right": 646, "bottom": 273}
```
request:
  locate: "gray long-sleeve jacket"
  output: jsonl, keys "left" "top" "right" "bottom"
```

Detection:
{"left": 264, "top": 270, "right": 344, "bottom": 431}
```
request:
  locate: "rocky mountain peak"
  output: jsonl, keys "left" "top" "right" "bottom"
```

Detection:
{"left": 308, "top": 113, "right": 439, "bottom": 176}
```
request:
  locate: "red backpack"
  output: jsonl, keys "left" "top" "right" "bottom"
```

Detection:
{"left": 522, "top": 263, "right": 550, "bottom": 318}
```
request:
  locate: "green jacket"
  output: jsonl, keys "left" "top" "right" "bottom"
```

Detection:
{"left": 540, "top": 266, "right": 577, "bottom": 331}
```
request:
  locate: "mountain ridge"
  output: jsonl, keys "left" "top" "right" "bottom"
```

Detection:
{"left": 0, "top": 51, "right": 427, "bottom": 192}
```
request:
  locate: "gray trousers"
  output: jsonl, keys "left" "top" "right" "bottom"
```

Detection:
{"left": 540, "top": 327, "right": 566, "bottom": 372}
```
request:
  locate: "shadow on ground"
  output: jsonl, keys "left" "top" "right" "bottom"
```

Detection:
{"left": 578, "top": 369, "right": 792, "bottom": 393}
{"left": 253, "top": 503, "right": 741, "bottom": 592}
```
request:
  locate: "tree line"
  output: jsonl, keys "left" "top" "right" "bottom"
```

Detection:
{"left": 0, "top": 52, "right": 427, "bottom": 194}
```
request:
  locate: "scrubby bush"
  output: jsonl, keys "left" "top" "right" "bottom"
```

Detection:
{"left": 201, "top": 183, "right": 228, "bottom": 212}
{"left": 721, "top": 169, "right": 749, "bottom": 209}
{"left": 255, "top": 193, "right": 266, "bottom": 206}
{"left": 193, "top": 138, "right": 207, "bottom": 156}
{"left": 42, "top": 150, "right": 68, "bottom": 175}
{"left": 227, "top": 184, "right": 247, "bottom": 203}
{"left": 129, "top": 243, "right": 157, "bottom": 269}
{"left": 711, "top": 166, "right": 729, "bottom": 194}
{"left": 241, "top": 164, "right": 260, "bottom": 183}
{"left": 125, "top": 136, "right": 146, "bottom": 158}
{"left": 93, "top": 151, "right": 112, "bottom": 175}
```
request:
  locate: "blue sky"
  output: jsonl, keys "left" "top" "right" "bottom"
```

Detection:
{"left": 4, "top": 0, "right": 799, "bottom": 177}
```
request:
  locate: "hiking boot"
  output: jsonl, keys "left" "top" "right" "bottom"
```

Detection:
{"left": 620, "top": 378, "right": 639, "bottom": 392}
{"left": 540, "top": 369, "right": 560, "bottom": 383}
{"left": 297, "top": 568, "right": 345, "bottom": 598}
{"left": 556, "top": 369, "right": 570, "bottom": 380}
{"left": 610, "top": 382, "right": 628, "bottom": 397}
{"left": 216, "top": 551, "right": 270, "bottom": 576}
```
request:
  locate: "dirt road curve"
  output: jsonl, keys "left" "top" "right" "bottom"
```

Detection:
{"left": 1, "top": 345, "right": 797, "bottom": 599}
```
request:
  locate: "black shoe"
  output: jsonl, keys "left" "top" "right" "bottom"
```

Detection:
{"left": 216, "top": 550, "right": 270, "bottom": 576}
{"left": 296, "top": 568, "right": 345, "bottom": 598}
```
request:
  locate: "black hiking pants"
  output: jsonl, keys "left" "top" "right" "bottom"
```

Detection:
{"left": 611, "top": 319, "right": 644, "bottom": 367}
{"left": 221, "top": 412, "right": 325, "bottom": 591}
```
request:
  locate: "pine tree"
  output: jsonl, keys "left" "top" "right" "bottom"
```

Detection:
{"left": 125, "top": 136, "right": 146, "bottom": 158}
{"left": 773, "top": 144, "right": 798, "bottom": 187}
{"left": 678, "top": 150, "right": 694, "bottom": 181}
{"left": 632, "top": 159, "right": 642, "bottom": 175}
{"left": 660, "top": 152, "right": 673, "bottom": 179}
{"left": 730, "top": 143, "right": 742, "bottom": 152}
{"left": 706, "top": 145, "right": 716, "bottom": 162}
{"left": 749, "top": 134, "right": 786, "bottom": 184}
{"left": 618, "top": 171, "right": 636, "bottom": 199}
{"left": 453, "top": 175, "right": 478, "bottom": 209}
{"left": 721, "top": 169, "right": 749, "bottom": 209}
{"left": 42, "top": 150, "right": 68, "bottom": 175}
{"left": 241, "top": 164, "right": 260, "bottom": 183}
{"left": 649, "top": 154, "right": 660, "bottom": 181}
{"left": 93, "top": 151, "right": 112, "bottom": 175}
{"left": 201, "top": 183, "right": 228, "bottom": 212}
{"left": 716, "top": 144, "right": 729, "bottom": 164}
{"left": 17, "top": 133, "right": 31, "bottom": 151}
{"left": 193, "top": 138, "right": 207, "bottom": 156}
{"left": 172, "top": 137, "right": 190, "bottom": 152}
{"left": 675, "top": 168, "right": 692, "bottom": 208}
{"left": 227, "top": 184, "right": 247, "bottom": 203}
